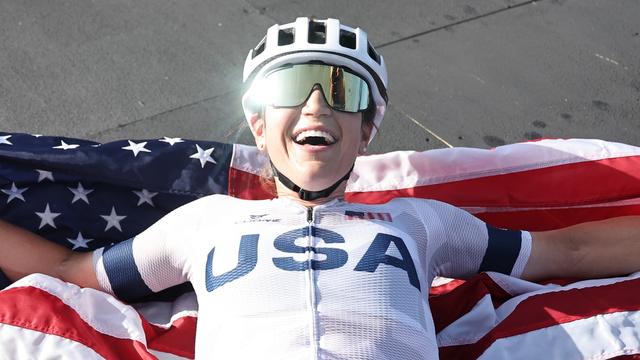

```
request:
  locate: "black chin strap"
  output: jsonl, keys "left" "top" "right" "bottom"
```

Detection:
{"left": 271, "top": 162, "right": 354, "bottom": 201}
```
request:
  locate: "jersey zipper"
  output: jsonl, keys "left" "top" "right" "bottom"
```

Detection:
{"left": 305, "top": 206, "right": 319, "bottom": 359}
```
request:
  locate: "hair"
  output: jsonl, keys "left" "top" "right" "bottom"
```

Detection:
{"left": 362, "top": 102, "right": 377, "bottom": 134}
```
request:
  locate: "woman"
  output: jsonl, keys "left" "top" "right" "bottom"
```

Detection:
{"left": 1, "top": 17, "right": 639, "bottom": 359}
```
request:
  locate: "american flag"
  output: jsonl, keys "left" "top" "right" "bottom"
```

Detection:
{"left": 345, "top": 210, "right": 392, "bottom": 222}
{"left": 0, "top": 132, "right": 233, "bottom": 295}
{"left": 1, "top": 133, "right": 640, "bottom": 359}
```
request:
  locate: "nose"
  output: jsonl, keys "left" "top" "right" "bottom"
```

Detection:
{"left": 302, "top": 87, "right": 331, "bottom": 117}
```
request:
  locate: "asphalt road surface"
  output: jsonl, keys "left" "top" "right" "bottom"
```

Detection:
{"left": 0, "top": 0, "right": 638, "bottom": 154}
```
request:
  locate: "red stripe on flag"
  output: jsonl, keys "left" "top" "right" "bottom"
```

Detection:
{"left": 0, "top": 286, "right": 155, "bottom": 360}
{"left": 439, "top": 277, "right": 640, "bottom": 359}
{"left": 142, "top": 315, "right": 196, "bottom": 358}
{"left": 476, "top": 204, "right": 640, "bottom": 231}
{"left": 228, "top": 167, "right": 273, "bottom": 200}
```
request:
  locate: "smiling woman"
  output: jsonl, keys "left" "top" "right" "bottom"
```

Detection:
{"left": 241, "top": 18, "right": 387, "bottom": 202}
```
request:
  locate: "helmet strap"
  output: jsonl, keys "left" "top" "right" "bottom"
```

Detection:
{"left": 270, "top": 162, "right": 353, "bottom": 201}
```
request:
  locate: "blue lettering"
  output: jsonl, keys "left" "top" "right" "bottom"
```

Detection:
{"left": 205, "top": 234, "right": 259, "bottom": 292}
{"left": 354, "top": 233, "right": 420, "bottom": 291}
{"left": 273, "top": 227, "right": 348, "bottom": 271}
{"left": 204, "top": 231, "right": 420, "bottom": 291}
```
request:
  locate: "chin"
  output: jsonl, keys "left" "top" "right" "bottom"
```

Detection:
{"left": 295, "top": 174, "right": 335, "bottom": 191}
{"left": 297, "top": 167, "right": 351, "bottom": 191}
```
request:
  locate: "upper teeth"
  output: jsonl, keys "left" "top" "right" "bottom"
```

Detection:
{"left": 295, "top": 130, "right": 336, "bottom": 144}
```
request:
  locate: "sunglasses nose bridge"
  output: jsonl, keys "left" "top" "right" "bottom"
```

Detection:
{"left": 302, "top": 85, "right": 332, "bottom": 114}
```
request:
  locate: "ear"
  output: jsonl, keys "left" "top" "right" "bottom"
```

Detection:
{"left": 359, "top": 120, "right": 373, "bottom": 155}
{"left": 249, "top": 112, "right": 266, "bottom": 151}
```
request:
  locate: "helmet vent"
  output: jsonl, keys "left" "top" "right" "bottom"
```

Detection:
{"left": 252, "top": 35, "right": 266, "bottom": 59}
{"left": 308, "top": 20, "right": 326, "bottom": 44}
{"left": 367, "top": 43, "right": 381, "bottom": 64}
{"left": 339, "top": 29, "right": 356, "bottom": 49}
{"left": 278, "top": 27, "right": 295, "bottom": 46}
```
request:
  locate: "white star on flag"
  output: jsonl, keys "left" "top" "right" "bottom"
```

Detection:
{"left": 53, "top": 140, "right": 80, "bottom": 150}
{"left": 31, "top": 134, "right": 43, "bottom": 137}
{"left": 100, "top": 206, "right": 126, "bottom": 232}
{"left": 35, "top": 203, "right": 61, "bottom": 229}
{"left": 0, "top": 135, "right": 12, "bottom": 145}
{"left": 67, "top": 232, "right": 93, "bottom": 250}
{"left": 1, "top": 182, "right": 28, "bottom": 203}
{"left": 133, "top": 189, "right": 158, "bottom": 206}
{"left": 122, "top": 140, "right": 151, "bottom": 157}
{"left": 36, "top": 169, "right": 55, "bottom": 182}
{"left": 159, "top": 137, "right": 184, "bottom": 146}
{"left": 190, "top": 144, "right": 217, "bottom": 168}
{"left": 68, "top": 182, "right": 94, "bottom": 204}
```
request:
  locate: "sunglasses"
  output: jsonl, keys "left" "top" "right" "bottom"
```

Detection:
{"left": 249, "top": 64, "right": 371, "bottom": 113}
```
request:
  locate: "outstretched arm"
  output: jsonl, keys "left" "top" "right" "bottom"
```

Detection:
{"left": 0, "top": 219, "right": 99, "bottom": 289}
{"left": 523, "top": 216, "right": 640, "bottom": 281}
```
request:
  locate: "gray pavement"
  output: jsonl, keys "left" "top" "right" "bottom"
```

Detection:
{"left": 0, "top": 0, "right": 638, "bottom": 154}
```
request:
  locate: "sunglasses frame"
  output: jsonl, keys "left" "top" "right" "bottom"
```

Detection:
{"left": 251, "top": 63, "right": 372, "bottom": 114}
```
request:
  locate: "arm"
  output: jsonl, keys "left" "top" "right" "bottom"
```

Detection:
{"left": 0, "top": 219, "right": 99, "bottom": 289}
{"left": 420, "top": 199, "right": 531, "bottom": 280}
{"left": 522, "top": 216, "right": 640, "bottom": 281}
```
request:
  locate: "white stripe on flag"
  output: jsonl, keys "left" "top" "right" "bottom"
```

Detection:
{"left": 133, "top": 291, "right": 198, "bottom": 328}
{"left": 150, "top": 349, "right": 192, "bottom": 360}
{"left": 0, "top": 323, "right": 104, "bottom": 359}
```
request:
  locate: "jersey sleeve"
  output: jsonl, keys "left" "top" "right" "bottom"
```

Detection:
{"left": 415, "top": 199, "right": 532, "bottom": 280}
{"left": 92, "top": 201, "right": 196, "bottom": 302}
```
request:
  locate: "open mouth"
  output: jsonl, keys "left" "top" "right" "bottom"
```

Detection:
{"left": 293, "top": 130, "right": 337, "bottom": 146}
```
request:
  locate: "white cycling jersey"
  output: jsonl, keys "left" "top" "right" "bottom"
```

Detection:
{"left": 93, "top": 195, "right": 531, "bottom": 359}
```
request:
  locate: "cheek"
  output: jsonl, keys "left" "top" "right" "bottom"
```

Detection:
{"left": 263, "top": 109, "right": 296, "bottom": 153}
{"left": 342, "top": 114, "right": 366, "bottom": 148}
{"left": 264, "top": 129, "right": 285, "bottom": 157}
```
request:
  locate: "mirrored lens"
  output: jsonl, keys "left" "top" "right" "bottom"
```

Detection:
{"left": 259, "top": 64, "right": 370, "bottom": 112}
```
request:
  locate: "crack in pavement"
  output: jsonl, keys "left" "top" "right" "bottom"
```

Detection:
{"left": 391, "top": 103, "right": 454, "bottom": 148}
{"left": 376, "top": 0, "right": 539, "bottom": 49}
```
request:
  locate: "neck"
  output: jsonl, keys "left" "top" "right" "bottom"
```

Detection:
{"left": 269, "top": 161, "right": 353, "bottom": 206}
{"left": 275, "top": 179, "right": 346, "bottom": 207}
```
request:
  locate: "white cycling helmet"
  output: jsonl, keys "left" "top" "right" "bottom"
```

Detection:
{"left": 241, "top": 17, "right": 388, "bottom": 141}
